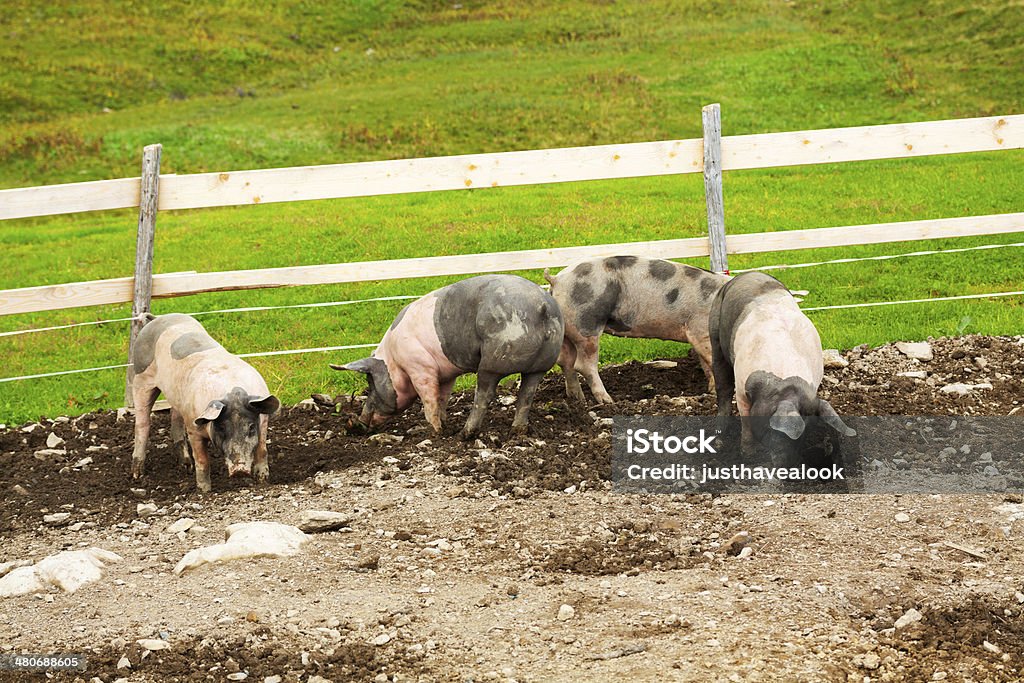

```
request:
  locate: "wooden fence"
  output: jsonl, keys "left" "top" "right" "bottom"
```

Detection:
{"left": 1, "top": 106, "right": 1023, "bottom": 401}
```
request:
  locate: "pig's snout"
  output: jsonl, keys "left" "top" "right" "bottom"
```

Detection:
{"left": 227, "top": 461, "right": 252, "bottom": 477}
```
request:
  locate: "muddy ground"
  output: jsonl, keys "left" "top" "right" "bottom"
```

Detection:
{"left": 1, "top": 335, "right": 1023, "bottom": 682}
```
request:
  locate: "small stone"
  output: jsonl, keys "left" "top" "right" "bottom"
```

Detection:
{"left": 978, "top": 452, "right": 993, "bottom": 463}
{"left": 557, "top": 604, "right": 575, "bottom": 621}
{"left": 822, "top": 349, "right": 848, "bottom": 369}
{"left": 47, "top": 432, "right": 65, "bottom": 448}
{"left": 227, "top": 673, "right": 248, "bottom": 681}
{"left": 34, "top": 448, "right": 66, "bottom": 462}
{"left": 932, "top": 673, "right": 948, "bottom": 681}
{"left": 137, "top": 639, "right": 170, "bottom": 651}
{"left": 357, "top": 553, "right": 380, "bottom": 570}
{"left": 737, "top": 546, "right": 754, "bottom": 559}
{"left": 12, "top": 485, "right": 29, "bottom": 496}
{"left": 646, "top": 360, "right": 678, "bottom": 369}
{"left": 298, "top": 510, "right": 352, "bottom": 533}
{"left": 116, "top": 656, "right": 131, "bottom": 669}
{"left": 897, "top": 371, "right": 928, "bottom": 379}
{"left": 855, "top": 653, "right": 881, "bottom": 670}
{"left": 264, "top": 676, "right": 283, "bottom": 683}
{"left": 166, "top": 518, "right": 195, "bottom": 534}
{"left": 982, "top": 640, "right": 1002, "bottom": 655}
{"left": 371, "top": 632, "right": 392, "bottom": 645}
{"left": 896, "top": 341, "right": 933, "bottom": 361}
{"left": 72, "top": 457, "right": 93, "bottom": 468}
{"left": 722, "top": 531, "right": 751, "bottom": 555}
{"left": 43, "top": 512, "right": 71, "bottom": 526}
{"left": 246, "top": 610, "right": 261, "bottom": 623}
{"left": 136, "top": 503, "right": 157, "bottom": 518}
{"left": 368, "top": 433, "right": 404, "bottom": 445}
{"left": 894, "top": 513, "right": 911, "bottom": 523}
{"left": 894, "top": 608, "right": 923, "bottom": 629}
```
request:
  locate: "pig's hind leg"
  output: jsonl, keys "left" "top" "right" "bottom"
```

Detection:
{"left": 169, "top": 408, "right": 193, "bottom": 473}
{"left": 460, "top": 371, "right": 501, "bottom": 440}
{"left": 130, "top": 384, "right": 161, "bottom": 479}
{"left": 510, "top": 371, "right": 545, "bottom": 436}
{"left": 557, "top": 338, "right": 587, "bottom": 405}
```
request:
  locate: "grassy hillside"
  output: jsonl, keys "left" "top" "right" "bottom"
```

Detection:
{"left": 0, "top": 1, "right": 1022, "bottom": 422}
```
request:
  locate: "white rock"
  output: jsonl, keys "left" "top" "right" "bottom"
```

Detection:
{"left": 822, "top": 350, "right": 848, "bottom": 369}
{"left": 370, "top": 632, "right": 392, "bottom": 645}
{"left": 47, "top": 432, "right": 65, "bottom": 448}
{"left": 896, "top": 341, "right": 933, "bottom": 361}
{"left": 0, "top": 566, "right": 45, "bottom": 597}
{"left": 0, "top": 559, "right": 32, "bottom": 578}
{"left": 264, "top": 677, "right": 283, "bottom": 683}
{"left": 166, "top": 518, "right": 196, "bottom": 534}
{"left": 34, "top": 448, "right": 66, "bottom": 461}
{"left": 368, "top": 433, "right": 404, "bottom": 445}
{"left": 35, "top": 548, "right": 122, "bottom": 592}
{"left": 939, "top": 382, "right": 992, "bottom": 396}
{"left": 982, "top": 640, "right": 1002, "bottom": 655}
{"left": 897, "top": 371, "right": 928, "bottom": 379}
{"left": 894, "top": 513, "right": 911, "bottom": 523}
{"left": 557, "top": 604, "right": 575, "bottom": 621}
{"left": 116, "top": 656, "right": 131, "bottom": 669}
{"left": 645, "top": 360, "right": 678, "bottom": 370}
{"left": 173, "top": 522, "right": 308, "bottom": 575}
{"left": 136, "top": 503, "right": 158, "bottom": 518}
{"left": 894, "top": 607, "right": 923, "bottom": 629}
{"left": 72, "top": 457, "right": 94, "bottom": 468}
{"left": 137, "top": 638, "right": 169, "bottom": 651}
{"left": 227, "top": 673, "right": 248, "bottom": 681}
{"left": 43, "top": 512, "right": 72, "bottom": 526}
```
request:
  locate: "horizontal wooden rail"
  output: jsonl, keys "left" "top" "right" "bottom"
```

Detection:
{"left": 2, "top": 115, "right": 1021, "bottom": 220}
{"left": 3, "top": 212, "right": 1022, "bottom": 316}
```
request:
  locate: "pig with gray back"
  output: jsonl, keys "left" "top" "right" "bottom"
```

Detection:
{"left": 130, "top": 314, "right": 280, "bottom": 492}
{"left": 543, "top": 256, "right": 729, "bottom": 404}
{"left": 333, "top": 274, "right": 563, "bottom": 439}
{"left": 708, "top": 271, "right": 854, "bottom": 457}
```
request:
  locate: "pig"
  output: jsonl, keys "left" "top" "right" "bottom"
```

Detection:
{"left": 332, "top": 274, "right": 564, "bottom": 439}
{"left": 708, "top": 271, "right": 854, "bottom": 456}
{"left": 543, "top": 256, "right": 729, "bottom": 404}
{"left": 129, "top": 314, "right": 280, "bottom": 492}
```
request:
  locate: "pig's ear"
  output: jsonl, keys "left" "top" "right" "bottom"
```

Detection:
{"left": 194, "top": 400, "right": 225, "bottom": 427}
{"left": 248, "top": 395, "right": 280, "bottom": 415}
{"left": 769, "top": 400, "right": 805, "bottom": 440}
{"left": 331, "top": 358, "right": 376, "bottom": 374}
{"left": 818, "top": 399, "right": 857, "bottom": 437}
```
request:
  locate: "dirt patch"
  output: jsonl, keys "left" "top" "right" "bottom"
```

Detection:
{"left": 0, "top": 335, "right": 1022, "bottom": 682}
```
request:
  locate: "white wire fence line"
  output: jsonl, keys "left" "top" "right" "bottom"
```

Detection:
{"left": 4, "top": 240, "right": 1024, "bottom": 340}
{"left": 2, "top": 288, "right": 1021, "bottom": 384}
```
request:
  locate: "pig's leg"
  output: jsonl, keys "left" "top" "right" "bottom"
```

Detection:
{"left": 130, "top": 384, "right": 160, "bottom": 479}
{"left": 253, "top": 414, "right": 270, "bottom": 484}
{"left": 437, "top": 379, "right": 456, "bottom": 430}
{"left": 510, "top": 371, "right": 545, "bottom": 435}
{"left": 558, "top": 339, "right": 586, "bottom": 405}
{"left": 412, "top": 373, "right": 446, "bottom": 434}
{"left": 188, "top": 431, "right": 213, "bottom": 493}
{"left": 712, "top": 350, "right": 735, "bottom": 438}
{"left": 575, "top": 337, "right": 613, "bottom": 404}
{"left": 169, "top": 408, "right": 193, "bottom": 473}
{"left": 688, "top": 334, "right": 717, "bottom": 394}
{"left": 460, "top": 371, "right": 501, "bottom": 440}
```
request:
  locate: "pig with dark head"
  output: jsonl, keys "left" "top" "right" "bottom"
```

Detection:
{"left": 130, "top": 314, "right": 280, "bottom": 492}
{"left": 708, "top": 272, "right": 854, "bottom": 457}
{"left": 333, "top": 274, "right": 564, "bottom": 439}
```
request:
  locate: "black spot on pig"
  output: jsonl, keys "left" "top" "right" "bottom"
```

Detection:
{"left": 603, "top": 256, "right": 637, "bottom": 271}
{"left": 132, "top": 313, "right": 192, "bottom": 373}
{"left": 571, "top": 281, "right": 594, "bottom": 305}
{"left": 648, "top": 259, "right": 676, "bottom": 281}
{"left": 665, "top": 288, "right": 679, "bottom": 304}
{"left": 170, "top": 332, "right": 217, "bottom": 360}
{"left": 577, "top": 281, "right": 622, "bottom": 335}
{"left": 682, "top": 265, "right": 703, "bottom": 280}
{"left": 700, "top": 276, "right": 722, "bottom": 299}
{"left": 573, "top": 262, "right": 593, "bottom": 277}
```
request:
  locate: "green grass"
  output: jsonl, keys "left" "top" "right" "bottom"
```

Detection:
{"left": 1, "top": 1, "right": 1022, "bottom": 423}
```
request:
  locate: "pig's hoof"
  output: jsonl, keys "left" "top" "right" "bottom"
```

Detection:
{"left": 254, "top": 466, "right": 270, "bottom": 484}
{"left": 457, "top": 429, "right": 477, "bottom": 442}
{"left": 510, "top": 424, "right": 529, "bottom": 437}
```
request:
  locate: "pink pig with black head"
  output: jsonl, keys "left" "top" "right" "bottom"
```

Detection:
{"left": 129, "top": 314, "right": 280, "bottom": 492}
{"left": 333, "top": 274, "right": 564, "bottom": 440}
{"left": 708, "top": 272, "right": 854, "bottom": 456}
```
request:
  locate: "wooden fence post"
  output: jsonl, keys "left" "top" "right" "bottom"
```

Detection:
{"left": 125, "top": 144, "right": 162, "bottom": 407}
{"left": 702, "top": 103, "right": 728, "bottom": 273}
